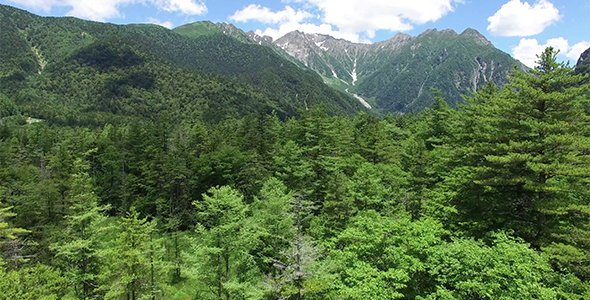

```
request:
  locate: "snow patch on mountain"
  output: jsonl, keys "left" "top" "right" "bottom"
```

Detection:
{"left": 350, "top": 58, "right": 358, "bottom": 85}
{"left": 346, "top": 89, "right": 371, "bottom": 109}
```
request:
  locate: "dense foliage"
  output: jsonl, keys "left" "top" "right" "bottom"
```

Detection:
{"left": 1, "top": 45, "right": 590, "bottom": 299}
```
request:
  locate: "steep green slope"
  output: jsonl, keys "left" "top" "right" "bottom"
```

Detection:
{"left": 172, "top": 21, "right": 221, "bottom": 38}
{"left": 0, "top": 5, "right": 364, "bottom": 125}
{"left": 173, "top": 21, "right": 254, "bottom": 44}
{"left": 357, "top": 29, "right": 524, "bottom": 112}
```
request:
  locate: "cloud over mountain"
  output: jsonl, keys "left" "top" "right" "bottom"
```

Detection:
{"left": 512, "top": 37, "right": 590, "bottom": 67}
{"left": 230, "top": 0, "right": 462, "bottom": 42}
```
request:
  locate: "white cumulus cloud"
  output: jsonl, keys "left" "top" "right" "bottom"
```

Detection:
{"left": 567, "top": 41, "right": 590, "bottom": 61}
{"left": 230, "top": 0, "right": 462, "bottom": 42}
{"left": 230, "top": 4, "right": 361, "bottom": 42}
{"left": 2, "top": 0, "right": 59, "bottom": 12}
{"left": 307, "top": 0, "right": 461, "bottom": 35}
{"left": 230, "top": 5, "right": 312, "bottom": 24}
{"left": 512, "top": 38, "right": 590, "bottom": 68}
{"left": 152, "top": 0, "right": 207, "bottom": 15}
{"left": 487, "top": 0, "right": 560, "bottom": 37}
{"left": 4, "top": 0, "right": 207, "bottom": 21}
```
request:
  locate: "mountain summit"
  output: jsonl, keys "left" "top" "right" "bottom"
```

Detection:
{"left": 173, "top": 20, "right": 524, "bottom": 114}
{"left": 252, "top": 28, "right": 524, "bottom": 113}
{"left": 575, "top": 46, "right": 590, "bottom": 76}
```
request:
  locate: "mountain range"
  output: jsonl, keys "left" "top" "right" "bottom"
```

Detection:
{"left": 1, "top": 4, "right": 530, "bottom": 124}
{"left": 0, "top": 4, "right": 364, "bottom": 125}
{"left": 175, "top": 21, "right": 527, "bottom": 113}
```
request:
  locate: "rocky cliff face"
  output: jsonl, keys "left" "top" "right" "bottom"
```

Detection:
{"left": 273, "top": 31, "right": 411, "bottom": 85}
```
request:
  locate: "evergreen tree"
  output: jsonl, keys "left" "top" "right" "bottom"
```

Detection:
{"left": 0, "top": 263, "right": 71, "bottom": 300}
{"left": 0, "top": 200, "right": 30, "bottom": 266}
{"left": 0, "top": 198, "right": 70, "bottom": 300}
{"left": 446, "top": 47, "right": 590, "bottom": 278}
{"left": 0, "top": 204, "right": 29, "bottom": 243}
{"left": 51, "top": 156, "right": 110, "bottom": 299}
{"left": 250, "top": 178, "right": 295, "bottom": 276}
{"left": 278, "top": 194, "right": 323, "bottom": 300}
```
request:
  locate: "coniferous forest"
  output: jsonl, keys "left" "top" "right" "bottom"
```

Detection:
{"left": 2, "top": 5, "right": 590, "bottom": 300}
{"left": 2, "top": 46, "right": 590, "bottom": 299}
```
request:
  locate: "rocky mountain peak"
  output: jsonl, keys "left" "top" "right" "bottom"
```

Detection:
{"left": 417, "top": 28, "right": 458, "bottom": 39}
{"left": 215, "top": 22, "right": 240, "bottom": 34}
{"left": 373, "top": 33, "right": 412, "bottom": 50}
{"left": 460, "top": 28, "right": 492, "bottom": 46}
{"left": 246, "top": 31, "right": 273, "bottom": 44}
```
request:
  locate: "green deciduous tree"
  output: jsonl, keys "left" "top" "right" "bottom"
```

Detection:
{"left": 327, "top": 211, "right": 445, "bottom": 300}
{"left": 422, "top": 233, "right": 584, "bottom": 300}
{"left": 192, "top": 186, "right": 261, "bottom": 300}
{"left": 101, "top": 208, "right": 167, "bottom": 300}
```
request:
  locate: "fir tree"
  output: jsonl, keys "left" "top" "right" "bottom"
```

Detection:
{"left": 447, "top": 47, "right": 590, "bottom": 278}
{"left": 51, "top": 156, "right": 110, "bottom": 299}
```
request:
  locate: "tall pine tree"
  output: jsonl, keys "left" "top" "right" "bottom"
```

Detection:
{"left": 447, "top": 47, "right": 590, "bottom": 279}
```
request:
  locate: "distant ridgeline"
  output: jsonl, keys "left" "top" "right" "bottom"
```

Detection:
{"left": 267, "top": 29, "right": 525, "bottom": 113}
{"left": 0, "top": 4, "right": 365, "bottom": 125}
{"left": 176, "top": 22, "right": 525, "bottom": 114}
{"left": 1, "top": 3, "right": 526, "bottom": 124}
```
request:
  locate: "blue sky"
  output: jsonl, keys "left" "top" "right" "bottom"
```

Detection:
{"left": 1, "top": 0, "right": 588, "bottom": 67}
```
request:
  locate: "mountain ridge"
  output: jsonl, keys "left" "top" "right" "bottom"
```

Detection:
{"left": 2, "top": 3, "right": 525, "bottom": 117}
{"left": 172, "top": 19, "right": 525, "bottom": 114}
{"left": 0, "top": 4, "right": 366, "bottom": 124}
{"left": 257, "top": 27, "right": 524, "bottom": 113}
{"left": 575, "top": 46, "right": 590, "bottom": 76}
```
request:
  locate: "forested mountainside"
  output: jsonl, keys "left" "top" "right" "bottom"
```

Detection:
{"left": 2, "top": 3, "right": 590, "bottom": 300}
{"left": 2, "top": 28, "right": 590, "bottom": 298}
{"left": 248, "top": 27, "right": 527, "bottom": 113}
{"left": 0, "top": 5, "right": 365, "bottom": 125}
